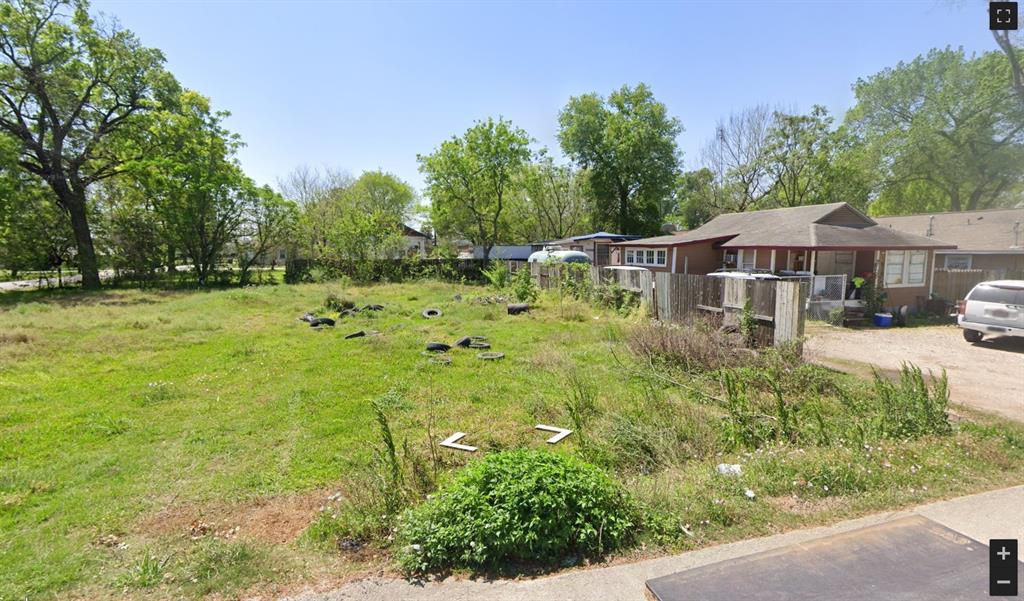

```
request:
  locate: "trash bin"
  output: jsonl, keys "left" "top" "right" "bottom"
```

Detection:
{"left": 873, "top": 312, "right": 893, "bottom": 328}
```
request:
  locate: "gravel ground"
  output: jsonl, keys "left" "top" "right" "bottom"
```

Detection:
{"left": 805, "top": 324, "right": 1024, "bottom": 422}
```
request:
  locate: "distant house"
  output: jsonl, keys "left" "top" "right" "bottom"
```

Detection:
{"left": 611, "top": 202, "right": 956, "bottom": 308}
{"left": 874, "top": 208, "right": 1024, "bottom": 276}
{"left": 402, "top": 225, "right": 431, "bottom": 257}
{"left": 545, "top": 232, "right": 642, "bottom": 266}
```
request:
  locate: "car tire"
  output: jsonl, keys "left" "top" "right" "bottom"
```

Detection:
{"left": 962, "top": 329, "right": 983, "bottom": 343}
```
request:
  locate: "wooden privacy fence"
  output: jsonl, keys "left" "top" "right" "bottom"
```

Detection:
{"left": 655, "top": 273, "right": 807, "bottom": 347}
{"left": 524, "top": 263, "right": 807, "bottom": 348}
{"left": 932, "top": 268, "right": 1022, "bottom": 302}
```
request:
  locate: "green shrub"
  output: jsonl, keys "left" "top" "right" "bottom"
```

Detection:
{"left": 593, "top": 280, "right": 639, "bottom": 314}
{"left": 510, "top": 265, "right": 539, "bottom": 303}
{"left": 739, "top": 298, "right": 757, "bottom": 347}
{"left": 324, "top": 290, "right": 355, "bottom": 312}
{"left": 826, "top": 306, "right": 846, "bottom": 326}
{"left": 559, "top": 262, "right": 595, "bottom": 302}
{"left": 481, "top": 261, "right": 512, "bottom": 291}
{"left": 396, "top": 449, "right": 635, "bottom": 573}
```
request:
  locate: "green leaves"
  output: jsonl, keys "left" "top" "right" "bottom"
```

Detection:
{"left": 847, "top": 47, "right": 1024, "bottom": 214}
{"left": 419, "top": 117, "right": 532, "bottom": 259}
{"left": 558, "top": 83, "right": 681, "bottom": 235}
{"left": 396, "top": 449, "right": 635, "bottom": 573}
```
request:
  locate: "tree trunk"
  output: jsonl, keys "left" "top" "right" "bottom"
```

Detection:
{"left": 619, "top": 191, "right": 629, "bottom": 234}
{"left": 949, "top": 188, "right": 961, "bottom": 212}
{"left": 166, "top": 246, "right": 176, "bottom": 273}
{"left": 481, "top": 245, "right": 492, "bottom": 261}
{"left": 64, "top": 190, "right": 102, "bottom": 290}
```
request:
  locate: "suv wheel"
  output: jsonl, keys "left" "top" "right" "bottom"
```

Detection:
{"left": 962, "top": 329, "right": 983, "bottom": 343}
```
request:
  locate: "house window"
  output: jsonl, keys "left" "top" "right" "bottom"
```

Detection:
{"left": 884, "top": 250, "right": 928, "bottom": 287}
{"left": 944, "top": 254, "right": 972, "bottom": 270}
{"left": 277, "top": 249, "right": 287, "bottom": 261}
{"left": 624, "top": 248, "right": 666, "bottom": 266}
{"left": 740, "top": 249, "right": 756, "bottom": 271}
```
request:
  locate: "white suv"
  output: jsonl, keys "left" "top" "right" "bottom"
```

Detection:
{"left": 957, "top": 280, "right": 1024, "bottom": 343}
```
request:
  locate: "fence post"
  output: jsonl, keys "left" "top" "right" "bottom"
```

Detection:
{"left": 774, "top": 280, "right": 807, "bottom": 352}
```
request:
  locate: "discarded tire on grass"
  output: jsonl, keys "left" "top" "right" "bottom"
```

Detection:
{"left": 468, "top": 341, "right": 491, "bottom": 349}
{"left": 345, "top": 330, "right": 366, "bottom": 339}
{"left": 310, "top": 317, "right": 335, "bottom": 327}
{"left": 507, "top": 303, "right": 529, "bottom": 315}
{"left": 422, "top": 308, "right": 442, "bottom": 319}
{"left": 426, "top": 342, "right": 451, "bottom": 352}
{"left": 362, "top": 304, "right": 384, "bottom": 311}
{"left": 454, "top": 336, "right": 472, "bottom": 348}
{"left": 476, "top": 352, "right": 504, "bottom": 360}
{"left": 428, "top": 354, "right": 452, "bottom": 365}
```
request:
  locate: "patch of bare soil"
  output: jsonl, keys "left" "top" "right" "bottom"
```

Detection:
{"left": 805, "top": 324, "right": 1024, "bottom": 422}
{"left": 139, "top": 490, "right": 327, "bottom": 544}
{"left": 767, "top": 494, "right": 849, "bottom": 517}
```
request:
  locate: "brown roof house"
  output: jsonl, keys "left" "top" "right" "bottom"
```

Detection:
{"left": 874, "top": 208, "right": 1024, "bottom": 275}
{"left": 611, "top": 202, "right": 956, "bottom": 309}
{"left": 874, "top": 208, "right": 1024, "bottom": 302}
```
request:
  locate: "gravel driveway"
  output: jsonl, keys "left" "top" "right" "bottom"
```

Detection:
{"left": 805, "top": 324, "right": 1024, "bottom": 422}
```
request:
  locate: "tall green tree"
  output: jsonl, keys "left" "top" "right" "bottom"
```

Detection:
{"left": 236, "top": 185, "right": 299, "bottom": 285}
{"left": 763, "top": 106, "right": 834, "bottom": 208}
{"left": 315, "top": 170, "right": 415, "bottom": 266}
{"left": 762, "top": 106, "right": 875, "bottom": 210}
{"left": 139, "top": 91, "right": 248, "bottom": 286}
{"left": 847, "top": 48, "right": 1024, "bottom": 214}
{"left": 0, "top": 0, "right": 178, "bottom": 288}
{"left": 504, "top": 156, "right": 591, "bottom": 242}
{"left": 670, "top": 168, "right": 716, "bottom": 229}
{"left": 558, "top": 83, "right": 681, "bottom": 236}
{"left": 419, "top": 117, "right": 531, "bottom": 260}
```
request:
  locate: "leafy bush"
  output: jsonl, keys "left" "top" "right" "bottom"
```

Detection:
{"left": 559, "top": 262, "right": 595, "bottom": 301}
{"left": 481, "top": 261, "right": 512, "bottom": 291}
{"left": 396, "top": 449, "right": 635, "bottom": 573}
{"left": 593, "top": 280, "right": 639, "bottom": 314}
{"left": 738, "top": 298, "right": 757, "bottom": 347}
{"left": 872, "top": 364, "right": 951, "bottom": 439}
{"left": 826, "top": 306, "right": 846, "bottom": 326}
{"left": 510, "top": 265, "right": 539, "bottom": 303}
{"left": 625, "top": 318, "right": 750, "bottom": 373}
{"left": 324, "top": 290, "right": 356, "bottom": 312}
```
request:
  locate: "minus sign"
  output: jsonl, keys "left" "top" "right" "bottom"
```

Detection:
{"left": 996, "top": 580, "right": 1012, "bottom": 584}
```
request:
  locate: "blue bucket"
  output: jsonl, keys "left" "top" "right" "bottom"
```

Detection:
{"left": 873, "top": 313, "right": 893, "bottom": 328}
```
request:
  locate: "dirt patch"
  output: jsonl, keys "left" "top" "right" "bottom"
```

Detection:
{"left": 767, "top": 494, "right": 849, "bottom": 516}
{"left": 0, "top": 331, "right": 32, "bottom": 345}
{"left": 805, "top": 324, "right": 1024, "bottom": 422}
{"left": 139, "top": 490, "right": 329, "bottom": 544}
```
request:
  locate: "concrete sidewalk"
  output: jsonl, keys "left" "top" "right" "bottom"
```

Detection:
{"left": 284, "top": 485, "right": 1024, "bottom": 601}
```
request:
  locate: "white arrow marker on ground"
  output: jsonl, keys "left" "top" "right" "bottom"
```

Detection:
{"left": 536, "top": 424, "right": 572, "bottom": 444}
{"left": 440, "top": 432, "right": 477, "bottom": 452}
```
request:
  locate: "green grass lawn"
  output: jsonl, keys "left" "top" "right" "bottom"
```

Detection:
{"left": 2, "top": 280, "right": 1023, "bottom": 600}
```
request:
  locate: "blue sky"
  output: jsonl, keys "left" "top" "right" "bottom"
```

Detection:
{"left": 94, "top": 0, "right": 998, "bottom": 196}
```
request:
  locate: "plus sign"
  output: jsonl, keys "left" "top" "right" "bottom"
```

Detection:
{"left": 997, "top": 546, "right": 1011, "bottom": 560}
